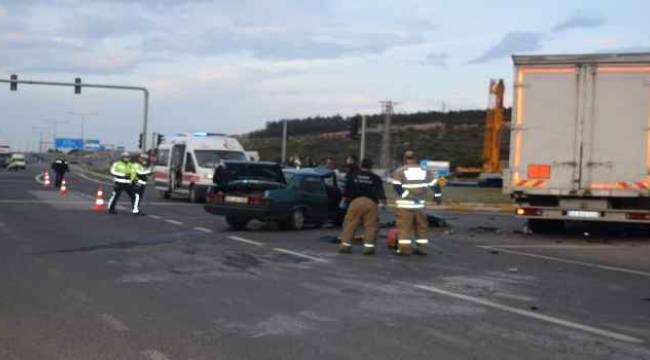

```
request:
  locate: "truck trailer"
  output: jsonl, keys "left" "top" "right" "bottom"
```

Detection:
{"left": 503, "top": 53, "right": 650, "bottom": 231}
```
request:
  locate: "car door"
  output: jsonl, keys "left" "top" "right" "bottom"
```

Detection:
{"left": 298, "top": 175, "right": 330, "bottom": 221}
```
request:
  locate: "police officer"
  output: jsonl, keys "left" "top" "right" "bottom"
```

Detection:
{"left": 339, "top": 158, "right": 386, "bottom": 255}
{"left": 107, "top": 152, "right": 134, "bottom": 214}
{"left": 50, "top": 157, "right": 69, "bottom": 188}
{"left": 390, "top": 150, "right": 438, "bottom": 256}
{"left": 130, "top": 154, "right": 151, "bottom": 215}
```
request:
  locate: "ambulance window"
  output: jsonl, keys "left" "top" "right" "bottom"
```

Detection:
{"left": 185, "top": 153, "right": 196, "bottom": 172}
{"left": 156, "top": 150, "right": 169, "bottom": 166}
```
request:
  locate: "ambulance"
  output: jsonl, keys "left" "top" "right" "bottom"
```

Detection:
{"left": 153, "top": 132, "right": 248, "bottom": 202}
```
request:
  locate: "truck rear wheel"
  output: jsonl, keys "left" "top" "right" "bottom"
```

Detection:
{"left": 528, "top": 219, "right": 565, "bottom": 234}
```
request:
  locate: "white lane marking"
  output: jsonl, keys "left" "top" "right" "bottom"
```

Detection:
{"left": 478, "top": 246, "right": 650, "bottom": 278}
{"left": 148, "top": 214, "right": 162, "bottom": 220}
{"left": 414, "top": 284, "right": 644, "bottom": 344}
{"left": 165, "top": 219, "right": 183, "bottom": 225}
{"left": 227, "top": 235, "right": 264, "bottom": 246}
{"left": 273, "top": 247, "right": 328, "bottom": 263}
{"left": 34, "top": 174, "right": 44, "bottom": 184}
{"left": 74, "top": 171, "right": 111, "bottom": 185}
{"left": 483, "top": 244, "right": 622, "bottom": 250}
{"left": 142, "top": 349, "right": 171, "bottom": 360}
{"left": 193, "top": 226, "right": 213, "bottom": 233}
{"left": 0, "top": 200, "right": 89, "bottom": 204}
{"left": 99, "top": 313, "right": 129, "bottom": 332}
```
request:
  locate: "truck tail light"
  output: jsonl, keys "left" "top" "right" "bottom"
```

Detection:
{"left": 516, "top": 207, "right": 543, "bottom": 216}
{"left": 625, "top": 212, "right": 650, "bottom": 221}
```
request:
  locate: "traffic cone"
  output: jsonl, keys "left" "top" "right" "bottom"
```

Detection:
{"left": 43, "top": 170, "right": 51, "bottom": 187}
{"left": 93, "top": 187, "right": 105, "bottom": 211}
{"left": 59, "top": 179, "right": 67, "bottom": 195}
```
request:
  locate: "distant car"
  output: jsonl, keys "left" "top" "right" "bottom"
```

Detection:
{"left": 204, "top": 162, "right": 342, "bottom": 230}
{"left": 6, "top": 153, "right": 26, "bottom": 171}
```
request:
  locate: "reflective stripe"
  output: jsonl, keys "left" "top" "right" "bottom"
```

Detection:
{"left": 428, "top": 178, "right": 439, "bottom": 187}
{"left": 415, "top": 239, "right": 429, "bottom": 245}
{"left": 387, "top": 177, "right": 402, "bottom": 185}
{"left": 397, "top": 204, "right": 425, "bottom": 209}
{"left": 111, "top": 171, "right": 126, "bottom": 177}
{"left": 340, "top": 242, "right": 352, "bottom": 247}
{"left": 404, "top": 167, "right": 427, "bottom": 181}
{"left": 114, "top": 178, "right": 132, "bottom": 184}
{"left": 434, "top": 193, "right": 442, "bottom": 197}
{"left": 398, "top": 239, "right": 412, "bottom": 244}
{"left": 401, "top": 190, "right": 410, "bottom": 199}
{"left": 363, "top": 243, "right": 375, "bottom": 248}
{"left": 135, "top": 180, "right": 147, "bottom": 185}
{"left": 402, "top": 183, "right": 429, "bottom": 189}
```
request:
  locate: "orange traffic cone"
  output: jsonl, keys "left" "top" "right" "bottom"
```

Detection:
{"left": 43, "top": 170, "right": 51, "bottom": 187}
{"left": 59, "top": 179, "right": 68, "bottom": 195}
{"left": 93, "top": 187, "right": 105, "bottom": 211}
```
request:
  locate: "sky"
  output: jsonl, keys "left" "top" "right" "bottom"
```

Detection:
{"left": 0, "top": 0, "right": 649, "bottom": 151}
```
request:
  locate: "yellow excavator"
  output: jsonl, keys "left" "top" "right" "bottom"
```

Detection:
{"left": 455, "top": 79, "right": 506, "bottom": 187}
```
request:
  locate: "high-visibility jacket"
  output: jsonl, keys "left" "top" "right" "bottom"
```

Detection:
{"left": 110, "top": 160, "right": 132, "bottom": 184}
{"left": 389, "top": 164, "right": 437, "bottom": 209}
{"left": 130, "top": 162, "right": 151, "bottom": 186}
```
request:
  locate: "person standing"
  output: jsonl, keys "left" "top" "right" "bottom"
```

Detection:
{"left": 390, "top": 150, "right": 438, "bottom": 256}
{"left": 50, "top": 157, "right": 69, "bottom": 188}
{"left": 129, "top": 154, "right": 151, "bottom": 215}
{"left": 107, "top": 152, "right": 134, "bottom": 214}
{"left": 339, "top": 158, "right": 386, "bottom": 255}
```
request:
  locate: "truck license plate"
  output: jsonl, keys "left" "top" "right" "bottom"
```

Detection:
{"left": 566, "top": 210, "right": 601, "bottom": 218}
{"left": 225, "top": 196, "right": 248, "bottom": 204}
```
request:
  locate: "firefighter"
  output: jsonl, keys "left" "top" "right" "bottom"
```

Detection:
{"left": 339, "top": 158, "right": 386, "bottom": 255}
{"left": 390, "top": 150, "right": 438, "bottom": 256}
{"left": 107, "top": 152, "right": 134, "bottom": 214}
{"left": 130, "top": 154, "right": 151, "bottom": 215}
{"left": 50, "top": 157, "right": 69, "bottom": 188}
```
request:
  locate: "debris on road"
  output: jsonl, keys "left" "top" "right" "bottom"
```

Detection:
{"left": 508, "top": 267, "right": 519, "bottom": 273}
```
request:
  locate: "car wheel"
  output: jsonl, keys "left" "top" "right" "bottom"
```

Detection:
{"left": 288, "top": 209, "right": 305, "bottom": 230}
{"left": 226, "top": 215, "right": 249, "bottom": 230}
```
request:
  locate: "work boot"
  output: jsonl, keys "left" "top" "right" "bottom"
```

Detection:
{"left": 415, "top": 246, "right": 428, "bottom": 256}
{"left": 362, "top": 245, "right": 376, "bottom": 255}
{"left": 338, "top": 243, "right": 352, "bottom": 254}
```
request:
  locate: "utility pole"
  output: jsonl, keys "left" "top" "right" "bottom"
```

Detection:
{"left": 281, "top": 120, "right": 288, "bottom": 165}
{"left": 380, "top": 101, "right": 397, "bottom": 171}
{"left": 68, "top": 111, "right": 98, "bottom": 149}
{"left": 359, "top": 115, "right": 367, "bottom": 161}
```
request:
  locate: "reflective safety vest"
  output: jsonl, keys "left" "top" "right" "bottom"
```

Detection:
{"left": 130, "top": 162, "right": 151, "bottom": 186}
{"left": 389, "top": 164, "right": 437, "bottom": 209}
{"left": 110, "top": 160, "right": 132, "bottom": 184}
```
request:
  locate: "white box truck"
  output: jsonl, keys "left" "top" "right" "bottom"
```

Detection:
{"left": 503, "top": 53, "right": 650, "bottom": 231}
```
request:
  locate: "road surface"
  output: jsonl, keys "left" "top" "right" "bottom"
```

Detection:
{"left": 1, "top": 163, "right": 649, "bottom": 359}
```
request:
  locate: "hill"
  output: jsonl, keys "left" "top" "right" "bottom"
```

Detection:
{"left": 239, "top": 109, "right": 511, "bottom": 169}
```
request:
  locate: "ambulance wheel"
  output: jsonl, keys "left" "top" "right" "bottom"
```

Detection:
{"left": 189, "top": 186, "right": 199, "bottom": 203}
{"left": 288, "top": 209, "right": 305, "bottom": 230}
{"left": 226, "top": 216, "right": 249, "bottom": 230}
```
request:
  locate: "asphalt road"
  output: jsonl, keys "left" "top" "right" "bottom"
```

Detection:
{"left": 1, "top": 164, "right": 649, "bottom": 360}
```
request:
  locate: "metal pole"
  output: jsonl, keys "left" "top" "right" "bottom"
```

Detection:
{"left": 143, "top": 89, "right": 149, "bottom": 150}
{"left": 359, "top": 115, "right": 367, "bottom": 161}
{"left": 281, "top": 120, "right": 287, "bottom": 164}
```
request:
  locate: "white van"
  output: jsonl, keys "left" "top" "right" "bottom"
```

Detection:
{"left": 153, "top": 132, "right": 248, "bottom": 202}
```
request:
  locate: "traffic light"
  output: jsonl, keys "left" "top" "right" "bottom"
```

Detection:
{"left": 349, "top": 117, "right": 359, "bottom": 139}
{"left": 156, "top": 134, "right": 165, "bottom": 146}
{"left": 138, "top": 133, "right": 143, "bottom": 149}
{"left": 10, "top": 74, "right": 17, "bottom": 91}
{"left": 74, "top": 77, "right": 82, "bottom": 94}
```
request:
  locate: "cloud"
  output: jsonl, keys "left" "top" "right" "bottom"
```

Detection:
{"left": 470, "top": 32, "right": 544, "bottom": 64}
{"left": 423, "top": 52, "right": 448, "bottom": 66}
{"left": 552, "top": 15, "right": 605, "bottom": 33}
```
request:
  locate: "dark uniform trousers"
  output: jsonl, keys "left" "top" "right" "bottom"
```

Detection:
{"left": 396, "top": 208, "right": 429, "bottom": 255}
{"left": 340, "top": 197, "right": 379, "bottom": 249}
{"left": 108, "top": 182, "right": 134, "bottom": 212}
